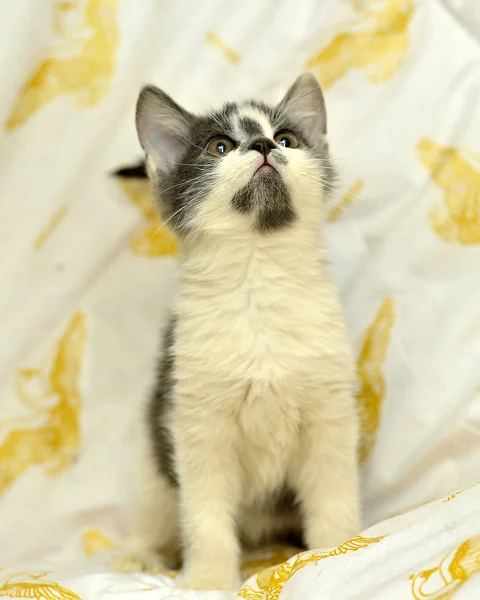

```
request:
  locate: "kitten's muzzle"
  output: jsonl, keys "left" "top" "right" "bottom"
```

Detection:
{"left": 254, "top": 155, "right": 278, "bottom": 175}
{"left": 249, "top": 137, "right": 275, "bottom": 156}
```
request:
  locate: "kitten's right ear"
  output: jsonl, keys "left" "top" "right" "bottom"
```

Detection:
{"left": 136, "top": 85, "right": 193, "bottom": 175}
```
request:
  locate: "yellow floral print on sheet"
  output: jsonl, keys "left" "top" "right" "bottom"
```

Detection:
{"left": 0, "top": 571, "right": 80, "bottom": 600}
{"left": 443, "top": 480, "right": 480, "bottom": 503}
{"left": 328, "top": 178, "right": 365, "bottom": 222}
{"left": 410, "top": 535, "right": 480, "bottom": 599}
{"left": 33, "top": 204, "right": 69, "bottom": 249}
{"left": 112, "top": 545, "right": 299, "bottom": 581}
{"left": 417, "top": 139, "right": 480, "bottom": 245}
{"left": 6, "top": 0, "right": 119, "bottom": 131}
{"left": 240, "top": 545, "right": 301, "bottom": 581}
{"left": 82, "top": 528, "right": 120, "bottom": 556}
{"left": 356, "top": 297, "right": 396, "bottom": 463}
{"left": 238, "top": 536, "right": 385, "bottom": 600}
{"left": 307, "top": 0, "right": 413, "bottom": 89}
{"left": 0, "top": 311, "right": 86, "bottom": 496}
{"left": 205, "top": 31, "right": 240, "bottom": 64}
{"left": 118, "top": 178, "right": 178, "bottom": 258}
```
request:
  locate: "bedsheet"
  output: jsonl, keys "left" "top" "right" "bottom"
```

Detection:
{"left": 1, "top": 1, "right": 480, "bottom": 598}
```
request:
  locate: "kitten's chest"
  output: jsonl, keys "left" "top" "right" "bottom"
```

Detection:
{"left": 178, "top": 259, "right": 330, "bottom": 382}
{"left": 237, "top": 380, "right": 301, "bottom": 498}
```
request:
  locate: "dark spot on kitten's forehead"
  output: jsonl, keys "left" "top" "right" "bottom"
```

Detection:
{"left": 242, "top": 100, "right": 301, "bottom": 137}
{"left": 239, "top": 117, "right": 263, "bottom": 138}
{"left": 245, "top": 100, "right": 276, "bottom": 123}
{"left": 215, "top": 101, "right": 239, "bottom": 122}
{"left": 191, "top": 114, "right": 236, "bottom": 145}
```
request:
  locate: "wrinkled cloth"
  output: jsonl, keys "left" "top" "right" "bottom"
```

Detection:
{"left": 1, "top": 0, "right": 479, "bottom": 598}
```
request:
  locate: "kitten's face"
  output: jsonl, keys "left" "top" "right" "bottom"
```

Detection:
{"left": 136, "top": 74, "right": 333, "bottom": 237}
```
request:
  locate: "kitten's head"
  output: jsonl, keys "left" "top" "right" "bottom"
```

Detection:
{"left": 136, "top": 73, "right": 334, "bottom": 237}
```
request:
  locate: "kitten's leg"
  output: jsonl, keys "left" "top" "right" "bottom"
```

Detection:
{"left": 293, "top": 388, "right": 361, "bottom": 549}
{"left": 113, "top": 443, "right": 180, "bottom": 573}
{"left": 174, "top": 393, "right": 242, "bottom": 590}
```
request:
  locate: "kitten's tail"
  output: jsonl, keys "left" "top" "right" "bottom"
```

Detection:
{"left": 111, "top": 159, "right": 147, "bottom": 179}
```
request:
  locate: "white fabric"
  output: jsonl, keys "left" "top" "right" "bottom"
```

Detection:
{"left": 1, "top": 0, "right": 480, "bottom": 598}
{"left": 240, "top": 482, "right": 480, "bottom": 600}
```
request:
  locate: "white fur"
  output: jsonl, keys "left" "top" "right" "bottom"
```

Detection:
{"left": 124, "top": 101, "right": 362, "bottom": 591}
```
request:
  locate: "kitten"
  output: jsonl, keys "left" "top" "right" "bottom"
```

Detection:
{"left": 119, "top": 73, "right": 361, "bottom": 590}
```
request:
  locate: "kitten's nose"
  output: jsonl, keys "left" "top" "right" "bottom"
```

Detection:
{"left": 249, "top": 137, "right": 275, "bottom": 156}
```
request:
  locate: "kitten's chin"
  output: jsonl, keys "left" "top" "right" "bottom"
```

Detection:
{"left": 253, "top": 168, "right": 284, "bottom": 191}
{"left": 251, "top": 167, "right": 282, "bottom": 188}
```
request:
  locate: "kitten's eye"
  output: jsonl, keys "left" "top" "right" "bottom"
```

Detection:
{"left": 274, "top": 131, "right": 299, "bottom": 149}
{"left": 207, "top": 137, "right": 235, "bottom": 157}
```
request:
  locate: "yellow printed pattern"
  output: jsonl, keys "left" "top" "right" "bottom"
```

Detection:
{"left": 410, "top": 535, "right": 480, "bottom": 599}
{"left": 205, "top": 31, "right": 240, "bottom": 64}
{"left": 356, "top": 298, "right": 396, "bottom": 463}
{"left": 307, "top": 0, "right": 413, "bottom": 89}
{"left": 0, "top": 312, "right": 87, "bottom": 495}
{"left": 6, "top": 0, "right": 119, "bottom": 131}
{"left": 82, "top": 528, "right": 119, "bottom": 556}
{"left": 118, "top": 179, "right": 178, "bottom": 258}
{"left": 417, "top": 139, "right": 480, "bottom": 245}
{"left": 112, "top": 544, "right": 300, "bottom": 581}
{"left": 240, "top": 546, "right": 300, "bottom": 582}
{"left": 0, "top": 572, "right": 80, "bottom": 600}
{"left": 33, "top": 204, "right": 69, "bottom": 249}
{"left": 239, "top": 536, "right": 385, "bottom": 600}
{"left": 443, "top": 480, "right": 480, "bottom": 503}
{"left": 328, "top": 178, "right": 365, "bottom": 222}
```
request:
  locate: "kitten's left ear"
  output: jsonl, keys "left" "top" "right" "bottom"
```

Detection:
{"left": 136, "top": 85, "right": 193, "bottom": 175}
{"left": 277, "top": 73, "right": 327, "bottom": 145}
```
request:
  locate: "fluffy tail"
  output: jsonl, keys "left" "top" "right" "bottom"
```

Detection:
{"left": 111, "top": 160, "right": 147, "bottom": 178}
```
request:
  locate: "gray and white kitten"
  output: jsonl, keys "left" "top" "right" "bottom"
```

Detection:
{"left": 119, "top": 74, "right": 361, "bottom": 590}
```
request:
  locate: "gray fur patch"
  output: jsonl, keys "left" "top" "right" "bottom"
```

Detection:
{"left": 272, "top": 151, "right": 287, "bottom": 166}
{"left": 148, "top": 318, "right": 178, "bottom": 485}
{"left": 256, "top": 177, "right": 296, "bottom": 233}
{"left": 154, "top": 110, "right": 236, "bottom": 236}
{"left": 232, "top": 170, "right": 296, "bottom": 232}
{"left": 231, "top": 181, "right": 255, "bottom": 214}
{"left": 239, "top": 117, "right": 263, "bottom": 138}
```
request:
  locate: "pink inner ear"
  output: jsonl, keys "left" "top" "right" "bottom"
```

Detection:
{"left": 146, "top": 123, "right": 186, "bottom": 172}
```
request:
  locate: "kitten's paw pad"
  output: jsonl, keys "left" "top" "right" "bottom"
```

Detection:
{"left": 111, "top": 551, "right": 166, "bottom": 574}
{"left": 177, "top": 571, "right": 240, "bottom": 591}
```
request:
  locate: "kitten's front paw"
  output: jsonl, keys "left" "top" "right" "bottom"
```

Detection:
{"left": 177, "top": 569, "right": 240, "bottom": 591}
{"left": 111, "top": 551, "right": 166, "bottom": 574}
{"left": 307, "top": 520, "right": 363, "bottom": 551}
